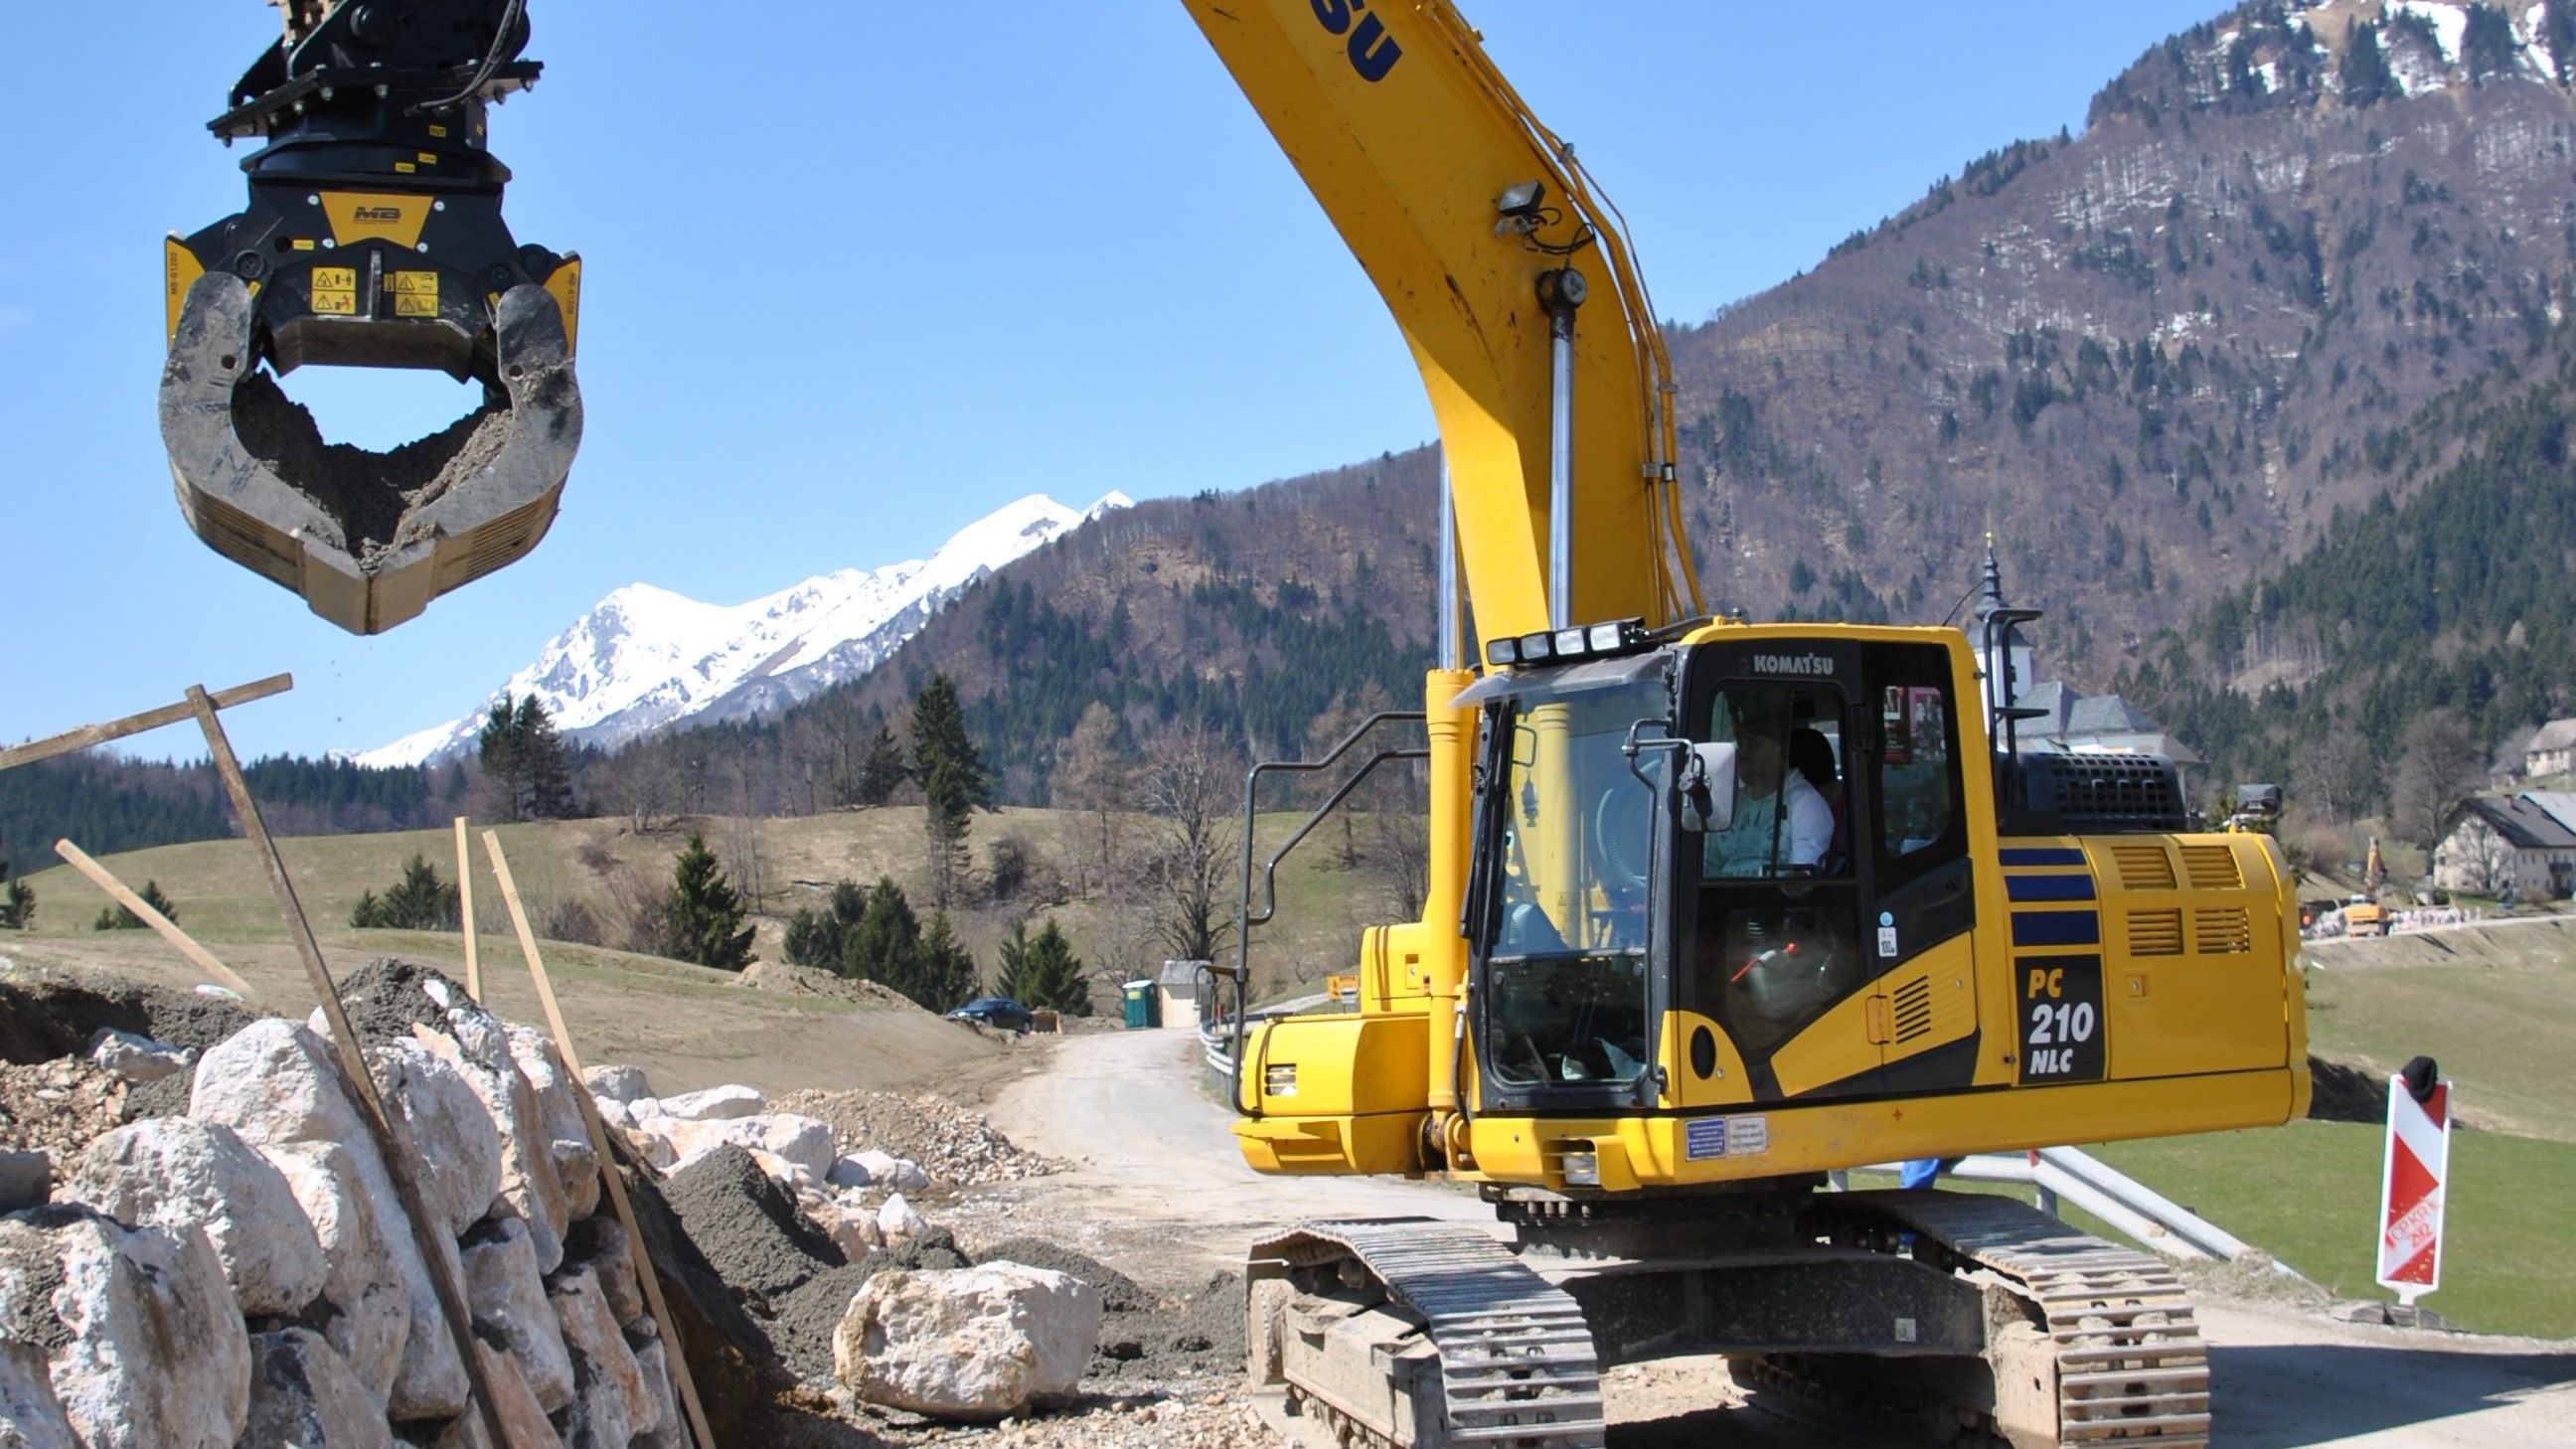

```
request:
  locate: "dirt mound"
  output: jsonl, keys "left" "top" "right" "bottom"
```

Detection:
{"left": 976, "top": 1237, "right": 1152, "bottom": 1314}
{"left": 1089, "top": 1271, "right": 1246, "bottom": 1384}
{"left": 769, "top": 1089, "right": 1064, "bottom": 1188}
{"left": 737, "top": 961, "right": 921, "bottom": 1013}
{"left": 331, "top": 957, "right": 463, "bottom": 1047}
{"left": 664, "top": 1145, "right": 846, "bottom": 1303}
{"left": 611, "top": 1147, "right": 795, "bottom": 1442}
{"left": 0, "top": 959, "right": 258, "bottom": 1120}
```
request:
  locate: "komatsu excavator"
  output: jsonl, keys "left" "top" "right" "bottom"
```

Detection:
{"left": 160, "top": 4, "right": 2308, "bottom": 1445}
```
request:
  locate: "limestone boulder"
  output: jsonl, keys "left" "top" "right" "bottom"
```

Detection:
{"left": 365, "top": 1035, "right": 504, "bottom": 1240}
{"left": 240, "top": 1329, "right": 391, "bottom": 1449}
{"left": 657, "top": 1084, "right": 763, "bottom": 1122}
{"left": 430, "top": 1347, "right": 566, "bottom": 1449}
{"left": 625, "top": 1322, "right": 681, "bottom": 1448}
{"left": 190, "top": 1020, "right": 468, "bottom": 1419}
{"left": 460, "top": 1217, "right": 574, "bottom": 1413}
{"left": 878, "top": 1193, "right": 929, "bottom": 1244}
{"left": 547, "top": 1265, "right": 653, "bottom": 1449}
{"left": 260, "top": 1142, "right": 408, "bottom": 1410}
{"left": 82, "top": 1029, "right": 193, "bottom": 1084}
{"left": 813, "top": 1203, "right": 882, "bottom": 1263}
{"left": 851, "top": 1149, "right": 930, "bottom": 1193}
{"left": 663, "top": 1113, "right": 836, "bottom": 1181}
{"left": 582, "top": 1064, "right": 652, "bottom": 1103}
{"left": 507, "top": 1028, "right": 601, "bottom": 1219}
{"left": 62, "top": 1117, "right": 326, "bottom": 1317}
{"left": 824, "top": 1155, "right": 872, "bottom": 1190}
{"left": 832, "top": 1263, "right": 1101, "bottom": 1419}
{"left": 416, "top": 1024, "right": 570, "bottom": 1274}
{"left": 0, "top": 1340, "right": 76, "bottom": 1449}
{"left": 0, "top": 1205, "right": 250, "bottom": 1449}
{"left": 561, "top": 1216, "right": 643, "bottom": 1329}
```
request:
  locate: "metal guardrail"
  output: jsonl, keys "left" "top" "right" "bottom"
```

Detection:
{"left": 1854, "top": 1147, "right": 2312, "bottom": 1283}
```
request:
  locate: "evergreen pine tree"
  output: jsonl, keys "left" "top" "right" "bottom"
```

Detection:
{"left": 2548, "top": 0, "right": 2576, "bottom": 82}
{"left": 516, "top": 697, "right": 577, "bottom": 819}
{"left": 350, "top": 855, "right": 461, "bottom": 930}
{"left": 2339, "top": 22, "right": 2396, "bottom": 106}
{"left": 910, "top": 675, "right": 993, "bottom": 909}
{"left": 95, "top": 881, "right": 176, "bottom": 931}
{"left": 855, "top": 726, "right": 909, "bottom": 807}
{"left": 997, "top": 918, "right": 1091, "bottom": 1016}
{"left": 842, "top": 876, "right": 922, "bottom": 996}
{"left": 0, "top": 861, "right": 32, "bottom": 931}
{"left": 662, "top": 834, "right": 755, "bottom": 971}
{"left": 782, "top": 879, "right": 870, "bottom": 967}
{"left": 913, "top": 910, "right": 978, "bottom": 1014}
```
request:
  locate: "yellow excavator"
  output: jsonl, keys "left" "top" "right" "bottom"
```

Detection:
{"left": 159, "top": 4, "right": 2308, "bottom": 1445}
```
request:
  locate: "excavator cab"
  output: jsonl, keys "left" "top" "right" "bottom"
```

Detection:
{"left": 160, "top": 0, "right": 580, "bottom": 635}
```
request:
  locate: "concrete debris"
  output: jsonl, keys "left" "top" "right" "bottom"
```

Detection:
{"left": 658, "top": 1085, "right": 763, "bottom": 1123}
{"left": 832, "top": 1263, "right": 1102, "bottom": 1419}
{"left": 261, "top": 1141, "right": 409, "bottom": 1410}
{"left": 0, "top": 1204, "right": 250, "bottom": 1449}
{"left": 61, "top": 1116, "right": 328, "bottom": 1318}
{"left": 82, "top": 1030, "right": 194, "bottom": 1085}
{"left": 241, "top": 1328, "right": 393, "bottom": 1449}
{"left": 460, "top": 1216, "right": 575, "bottom": 1413}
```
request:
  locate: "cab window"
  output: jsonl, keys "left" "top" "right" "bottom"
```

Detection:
{"left": 1699, "top": 683, "right": 1848, "bottom": 880}
{"left": 1867, "top": 649, "right": 1966, "bottom": 889}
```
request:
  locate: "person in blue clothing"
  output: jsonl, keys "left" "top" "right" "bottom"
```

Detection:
{"left": 1900, "top": 1157, "right": 1961, "bottom": 1190}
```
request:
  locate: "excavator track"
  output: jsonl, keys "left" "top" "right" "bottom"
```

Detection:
{"left": 1766, "top": 1190, "right": 2211, "bottom": 1449}
{"left": 1248, "top": 1219, "right": 1606, "bottom": 1449}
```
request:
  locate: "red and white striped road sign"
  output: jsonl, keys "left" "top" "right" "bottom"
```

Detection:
{"left": 2375, "top": 1072, "right": 2453, "bottom": 1304}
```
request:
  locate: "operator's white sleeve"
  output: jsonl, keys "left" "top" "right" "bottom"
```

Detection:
{"left": 1781, "top": 770, "right": 1835, "bottom": 868}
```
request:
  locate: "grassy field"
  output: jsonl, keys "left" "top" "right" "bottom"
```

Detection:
{"left": 2303, "top": 919, "right": 2576, "bottom": 1141}
{"left": 3, "top": 805, "right": 1413, "bottom": 1009}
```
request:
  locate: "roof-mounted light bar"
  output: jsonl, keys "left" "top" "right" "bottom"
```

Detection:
{"left": 1485, "top": 616, "right": 1650, "bottom": 670}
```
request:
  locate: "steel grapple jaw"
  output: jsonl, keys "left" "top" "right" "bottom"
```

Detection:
{"left": 160, "top": 0, "right": 581, "bottom": 635}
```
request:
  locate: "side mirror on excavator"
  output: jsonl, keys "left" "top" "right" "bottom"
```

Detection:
{"left": 1681, "top": 741, "right": 1737, "bottom": 835}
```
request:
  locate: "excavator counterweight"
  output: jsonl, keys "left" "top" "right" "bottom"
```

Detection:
{"left": 161, "top": 0, "right": 580, "bottom": 634}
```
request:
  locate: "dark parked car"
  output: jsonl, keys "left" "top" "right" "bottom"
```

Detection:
{"left": 947, "top": 997, "right": 1034, "bottom": 1034}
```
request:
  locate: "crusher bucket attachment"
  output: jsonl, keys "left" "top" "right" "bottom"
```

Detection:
{"left": 159, "top": 0, "right": 581, "bottom": 635}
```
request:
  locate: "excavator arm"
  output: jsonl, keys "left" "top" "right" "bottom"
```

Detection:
{"left": 161, "top": 0, "right": 580, "bottom": 634}
{"left": 1181, "top": 0, "right": 1700, "bottom": 645}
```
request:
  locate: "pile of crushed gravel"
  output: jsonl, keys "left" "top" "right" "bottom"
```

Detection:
{"left": 0, "top": 1059, "right": 128, "bottom": 1169}
{"left": 664, "top": 1146, "right": 846, "bottom": 1304}
{"left": 769, "top": 1088, "right": 1064, "bottom": 1188}
{"left": 330, "top": 957, "right": 464, "bottom": 1048}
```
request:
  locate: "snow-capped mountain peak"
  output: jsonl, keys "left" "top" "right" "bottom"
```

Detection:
{"left": 356, "top": 491, "right": 1128, "bottom": 767}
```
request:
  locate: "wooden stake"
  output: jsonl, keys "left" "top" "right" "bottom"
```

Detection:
{"left": 481, "top": 829, "right": 718, "bottom": 1449}
{"left": 455, "top": 818, "right": 481, "bottom": 1002}
{"left": 0, "top": 675, "right": 292, "bottom": 773}
{"left": 185, "top": 687, "right": 516, "bottom": 1449}
{"left": 52, "top": 839, "right": 256, "bottom": 999}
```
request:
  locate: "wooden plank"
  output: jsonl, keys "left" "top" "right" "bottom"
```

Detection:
{"left": 184, "top": 687, "right": 518, "bottom": 1449}
{"left": 482, "top": 829, "right": 717, "bottom": 1449}
{"left": 455, "top": 818, "right": 481, "bottom": 1002}
{"left": 51, "top": 840, "right": 257, "bottom": 999}
{"left": 0, "top": 675, "right": 292, "bottom": 773}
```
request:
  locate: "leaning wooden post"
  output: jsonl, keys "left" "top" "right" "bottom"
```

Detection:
{"left": 455, "top": 817, "right": 482, "bottom": 1001}
{"left": 184, "top": 687, "right": 515, "bottom": 1449}
{"left": 482, "top": 829, "right": 718, "bottom": 1449}
{"left": 52, "top": 839, "right": 256, "bottom": 999}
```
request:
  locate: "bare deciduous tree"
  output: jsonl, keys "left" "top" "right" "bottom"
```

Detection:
{"left": 1053, "top": 702, "right": 1135, "bottom": 897}
{"left": 2387, "top": 708, "right": 2487, "bottom": 857}
{"left": 1140, "top": 721, "right": 1239, "bottom": 968}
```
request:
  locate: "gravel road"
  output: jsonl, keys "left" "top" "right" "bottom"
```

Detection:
{"left": 979, "top": 1029, "right": 2576, "bottom": 1448}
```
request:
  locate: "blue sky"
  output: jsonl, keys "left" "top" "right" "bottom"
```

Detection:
{"left": 1, "top": 2, "right": 2222, "bottom": 762}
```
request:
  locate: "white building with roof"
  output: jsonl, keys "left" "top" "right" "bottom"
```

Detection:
{"left": 2527, "top": 719, "right": 2576, "bottom": 779}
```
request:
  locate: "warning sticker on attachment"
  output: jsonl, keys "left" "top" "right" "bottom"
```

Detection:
{"left": 1685, "top": 1114, "right": 1770, "bottom": 1161}
{"left": 392, "top": 271, "right": 439, "bottom": 317}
